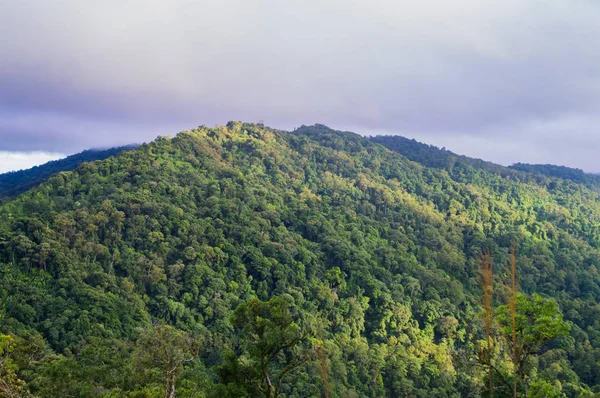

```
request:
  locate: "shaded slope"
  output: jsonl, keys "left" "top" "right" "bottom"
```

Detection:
{"left": 510, "top": 162, "right": 600, "bottom": 189}
{"left": 370, "top": 134, "right": 521, "bottom": 176}
{"left": 0, "top": 145, "right": 136, "bottom": 201}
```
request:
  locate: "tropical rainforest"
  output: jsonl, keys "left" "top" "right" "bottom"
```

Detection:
{"left": 1, "top": 122, "right": 600, "bottom": 397}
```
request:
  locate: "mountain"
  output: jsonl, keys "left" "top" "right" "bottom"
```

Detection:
{"left": 0, "top": 145, "right": 137, "bottom": 201}
{"left": 1, "top": 122, "right": 599, "bottom": 397}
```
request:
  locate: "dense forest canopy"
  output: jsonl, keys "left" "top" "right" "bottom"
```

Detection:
{"left": 1, "top": 123, "right": 600, "bottom": 397}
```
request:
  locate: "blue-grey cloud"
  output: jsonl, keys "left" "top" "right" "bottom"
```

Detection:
{"left": 1, "top": 0, "right": 600, "bottom": 170}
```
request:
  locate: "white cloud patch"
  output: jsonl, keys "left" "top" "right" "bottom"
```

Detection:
{"left": 0, "top": 152, "right": 66, "bottom": 174}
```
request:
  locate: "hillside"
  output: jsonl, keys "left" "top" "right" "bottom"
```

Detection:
{"left": 371, "top": 134, "right": 524, "bottom": 178}
{"left": 1, "top": 123, "right": 599, "bottom": 397}
{"left": 371, "top": 134, "right": 600, "bottom": 192}
{"left": 0, "top": 145, "right": 137, "bottom": 202}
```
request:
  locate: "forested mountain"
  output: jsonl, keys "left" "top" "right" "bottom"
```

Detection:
{"left": 370, "top": 134, "right": 525, "bottom": 178}
{"left": 371, "top": 134, "right": 600, "bottom": 192}
{"left": 0, "top": 145, "right": 137, "bottom": 202}
{"left": 1, "top": 123, "right": 600, "bottom": 397}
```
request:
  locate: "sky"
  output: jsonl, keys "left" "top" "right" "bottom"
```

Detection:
{"left": 1, "top": 0, "right": 600, "bottom": 172}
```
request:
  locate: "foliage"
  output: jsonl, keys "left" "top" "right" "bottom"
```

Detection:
{"left": 215, "top": 296, "right": 314, "bottom": 397}
{"left": 496, "top": 294, "right": 570, "bottom": 395}
{"left": 134, "top": 325, "right": 200, "bottom": 398}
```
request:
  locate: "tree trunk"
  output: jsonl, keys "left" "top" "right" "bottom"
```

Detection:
{"left": 165, "top": 371, "right": 170, "bottom": 398}
{"left": 169, "top": 374, "right": 177, "bottom": 398}
{"left": 264, "top": 371, "right": 274, "bottom": 398}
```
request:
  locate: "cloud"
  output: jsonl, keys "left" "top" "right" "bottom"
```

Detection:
{"left": 0, "top": 151, "right": 65, "bottom": 174}
{"left": 1, "top": 0, "right": 600, "bottom": 169}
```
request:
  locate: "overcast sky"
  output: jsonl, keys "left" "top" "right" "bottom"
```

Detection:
{"left": 1, "top": 0, "right": 600, "bottom": 172}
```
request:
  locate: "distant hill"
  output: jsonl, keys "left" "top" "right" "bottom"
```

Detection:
{"left": 0, "top": 145, "right": 136, "bottom": 200}
{"left": 509, "top": 162, "right": 600, "bottom": 188}
{"left": 370, "top": 135, "right": 600, "bottom": 191}
{"left": 370, "top": 135, "right": 531, "bottom": 178}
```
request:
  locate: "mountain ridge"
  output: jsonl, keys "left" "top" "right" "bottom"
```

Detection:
{"left": 4, "top": 125, "right": 599, "bottom": 202}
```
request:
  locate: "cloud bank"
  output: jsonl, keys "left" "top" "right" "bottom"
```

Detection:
{"left": 0, "top": 152, "right": 65, "bottom": 174}
{"left": 1, "top": 0, "right": 600, "bottom": 170}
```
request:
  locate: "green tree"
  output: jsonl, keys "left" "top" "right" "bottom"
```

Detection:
{"left": 0, "top": 334, "right": 35, "bottom": 398}
{"left": 134, "top": 325, "right": 199, "bottom": 398}
{"left": 216, "top": 296, "right": 314, "bottom": 398}
{"left": 496, "top": 294, "right": 570, "bottom": 397}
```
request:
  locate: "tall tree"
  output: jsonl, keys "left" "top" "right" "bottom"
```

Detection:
{"left": 506, "top": 246, "right": 518, "bottom": 398}
{"left": 134, "top": 325, "right": 199, "bottom": 398}
{"left": 496, "top": 294, "right": 570, "bottom": 397}
{"left": 477, "top": 249, "right": 495, "bottom": 397}
{"left": 216, "top": 296, "right": 314, "bottom": 398}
